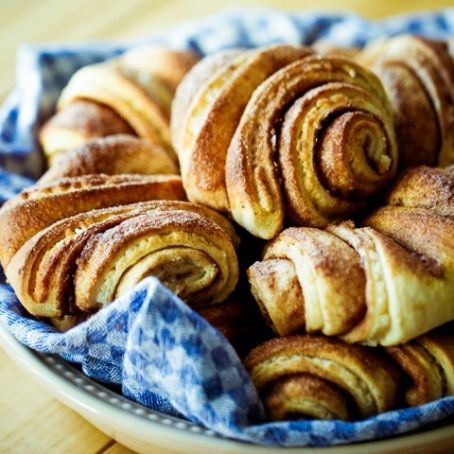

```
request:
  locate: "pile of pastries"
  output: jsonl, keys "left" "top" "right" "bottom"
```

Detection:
{"left": 1, "top": 35, "right": 454, "bottom": 422}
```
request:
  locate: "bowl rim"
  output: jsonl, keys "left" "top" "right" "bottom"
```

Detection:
{"left": 2, "top": 322, "right": 454, "bottom": 453}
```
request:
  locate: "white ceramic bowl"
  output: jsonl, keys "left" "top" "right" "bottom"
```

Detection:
{"left": 1, "top": 323, "right": 454, "bottom": 454}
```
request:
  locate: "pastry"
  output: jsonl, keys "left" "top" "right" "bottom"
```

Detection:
{"left": 386, "top": 328, "right": 454, "bottom": 406}
{"left": 244, "top": 329, "right": 454, "bottom": 421}
{"left": 244, "top": 334, "right": 400, "bottom": 420}
{"left": 41, "top": 47, "right": 199, "bottom": 162}
{"left": 2, "top": 199, "right": 239, "bottom": 318}
{"left": 357, "top": 35, "right": 454, "bottom": 167}
{"left": 173, "top": 45, "right": 312, "bottom": 213}
{"left": 38, "top": 135, "right": 178, "bottom": 184}
{"left": 248, "top": 166, "right": 454, "bottom": 346}
{"left": 39, "top": 100, "right": 135, "bottom": 165}
{"left": 0, "top": 174, "right": 186, "bottom": 268}
{"left": 173, "top": 45, "right": 398, "bottom": 238}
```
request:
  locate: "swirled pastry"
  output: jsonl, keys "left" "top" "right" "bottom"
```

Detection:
{"left": 358, "top": 35, "right": 454, "bottom": 167}
{"left": 42, "top": 47, "right": 199, "bottom": 161}
{"left": 173, "top": 45, "right": 398, "bottom": 238}
{"left": 0, "top": 174, "right": 186, "bottom": 268}
{"left": 248, "top": 166, "right": 454, "bottom": 346}
{"left": 3, "top": 199, "right": 239, "bottom": 318}
{"left": 245, "top": 330, "right": 454, "bottom": 421}
{"left": 386, "top": 327, "right": 454, "bottom": 406}
{"left": 39, "top": 135, "right": 178, "bottom": 184}
{"left": 244, "top": 334, "right": 400, "bottom": 420}
{"left": 39, "top": 100, "right": 135, "bottom": 164}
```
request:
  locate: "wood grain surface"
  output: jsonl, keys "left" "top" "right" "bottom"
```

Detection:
{"left": 1, "top": 0, "right": 453, "bottom": 453}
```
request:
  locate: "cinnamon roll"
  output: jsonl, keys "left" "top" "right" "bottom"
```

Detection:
{"left": 3, "top": 200, "right": 239, "bottom": 318}
{"left": 42, "top": 47, "right": 199, "bottom": 162}
{"left": 386, "top": 328, "right": 454, "bottom": 406}
{"left": 248, "top": 166, "right": 454, "bottom": 346}
{"left": 38, "top": 135, "right": 178, "bottom": 184}
{"left": 0, "top": 174, "right": 186, "bottom": 268}
{"left": 244, "top": 334, "right": 400, "bottom": 420}
{"left": 173, "top": 46, "right": 398, "bottom": 238}
{"left": 357, "top": 35, "right": 454, "bottom": 167}
{"left": 245, "top": 330, "right": 454, "bottom": 421}
{"left": 39, "top": 100, "right": 135, "bottom": 164}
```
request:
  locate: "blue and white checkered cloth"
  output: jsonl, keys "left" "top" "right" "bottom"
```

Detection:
{"left": 1, "top": 7, "right": 454, "bottom": 447}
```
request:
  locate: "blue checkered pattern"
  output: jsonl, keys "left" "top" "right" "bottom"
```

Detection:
{"left": 1, "top": 7, "right": 454, "bottom": 447}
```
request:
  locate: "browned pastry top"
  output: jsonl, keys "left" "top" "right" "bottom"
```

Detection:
{"left": 39, "top": 134, "right": 178, "bottom": 184}
{"left": 357, "top": 35, "right": 454, "bottom": 168}
{"left": 244, "top": 334, "right": 400, "bottom": 418}
{"left": 0, "top": 174, "right": 186, "bottom": 268}
{"left": 41, "top": 100, "right": 134, "bottom": 138}
{"left": 119, "top": 46, "right": 200, "bottom": 94}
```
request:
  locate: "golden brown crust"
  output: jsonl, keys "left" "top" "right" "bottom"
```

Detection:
{"left": 171, "top": 50, "right": 243, "bottom": 149}
{"left": 174, "top": 45, "right": 312, "bottom": 212}
{"left": 39, "top": 100, "right": 135, "bottom": 162}
{"left": 4, "top": 200, "right": 239, "bottom": 318}
{"left": 175, "top": 47, "right": 398, "bottom": 238}
{"left": 73, "top": 208, "right": 239, "bottom": 311}
{"left": 119, "top": 46, "right": 200, "bottom": 94}
{"left": 386, "top": 344, "right": 443, "bottom": 406}
{"left": 384, "top": 165, "right": 454, "bottom": 216}
{"left": 244, "top": 334, "right": 400, "bottom": 419}
{"left": 386, "top": 329, "right": 454, "bottom": 406}
{"left": 58, "top": 63, "right": 172, "bottom": 158}
{"left": 225, "top": 54, "right": 396, "bottom": 238}
{"left": 248, "top": 227, "right": 366, "bottom": 337}
{"left": 264, "top": 373, "right": 352, "bottom": 420}
{"left": 248, "top": 166, "right": 454, "bottom": 346}
{"left": 56, "top": 47, "right": 198, "bottom": 162}
{"left": 0, "top": 174, "right": 186, "bottom": 268}
{"left": 38, "top": 135, "right": 178, "bottom": 184}
{"left": 357, "top": 35, "right": 454, "bottom": 167}
{"left": 244, "top": 330, "right": 454, "bottom": 422}
{"left": 416, "top": 331, "right": 454, "bottom": 395}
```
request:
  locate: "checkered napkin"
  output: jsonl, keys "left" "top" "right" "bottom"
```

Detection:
{"left": 1, "top": 7, "right": 454, "bottom": 447}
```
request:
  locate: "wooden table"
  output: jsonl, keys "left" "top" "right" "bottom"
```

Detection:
{"left": 1, "top": 1, "right": 453, "bottom": 453}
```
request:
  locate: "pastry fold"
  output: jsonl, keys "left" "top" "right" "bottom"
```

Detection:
{"left": 245, "top": 330, "right": 454, "bottom": 421}
{"left": 173, "top": 45, "right": 312, "bottom": 212}
{"left": 173, "top": 46, "right": 398, "bottom": 238}
{"left": 386, "top": 328, "right": 454, "bottom": 406}
{"left": 41, "top": 47, "right": 199, "bottom": 161}
{"left": 248, "top": 166, "right": 454, "bottom": 346}
{"left": 244, "top": 334, "right": 400, "bottom": 420}
{"left": 0, "top": 174, "right": 186, "bottom": 268}
{"left": 3, "top": 200, "right": 239, "bottom": 318}
{"left": 39, "top": 100, "right": 135, "bottom": 164}
{"left": 357, "top": 35, "right": 454, "bottom": 167}
{"left": 38, "top": 135, "right": 178, "bottom": 184}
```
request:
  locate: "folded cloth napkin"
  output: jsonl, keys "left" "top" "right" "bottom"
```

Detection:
{"left": 1, "top": 7, "right": 454, "bottom": 447}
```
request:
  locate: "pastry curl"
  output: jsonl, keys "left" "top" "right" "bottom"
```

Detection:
{"left": 357, "top": 35, "right": 454, "bottom": 167}
{"left": 39, "top": 100, "right": 135, "bottom": 164}
{"left": 244, "top": 334, "right": 400, "bottom": 420}
{"left": 174, "top": 46, "right": 398, "bottom": 238}
{"left": 0, "top": 174, "right": 186, "bottom": 268}
{"left": 248, "top": 166, "right": 454, "bottom": 346}
{"left": 173, "top": 45, "right": 312, "bottom": 213}
{"left": 4, "top": 200, "right": 239, "bottom": 318}
{"left": 248, "top": 227, "right": 366, "bottom": 337}
{"left": 43, "top": 47, "right": 199, "bottom": 162}
{"left": 245, "top": 330, "right": 454, "bottom": 421}
{"left": 38, "top": 135, "right": 178, "bottom": 184}
{"left": 386, "top": 328, "right": 454, "bottom": 407}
